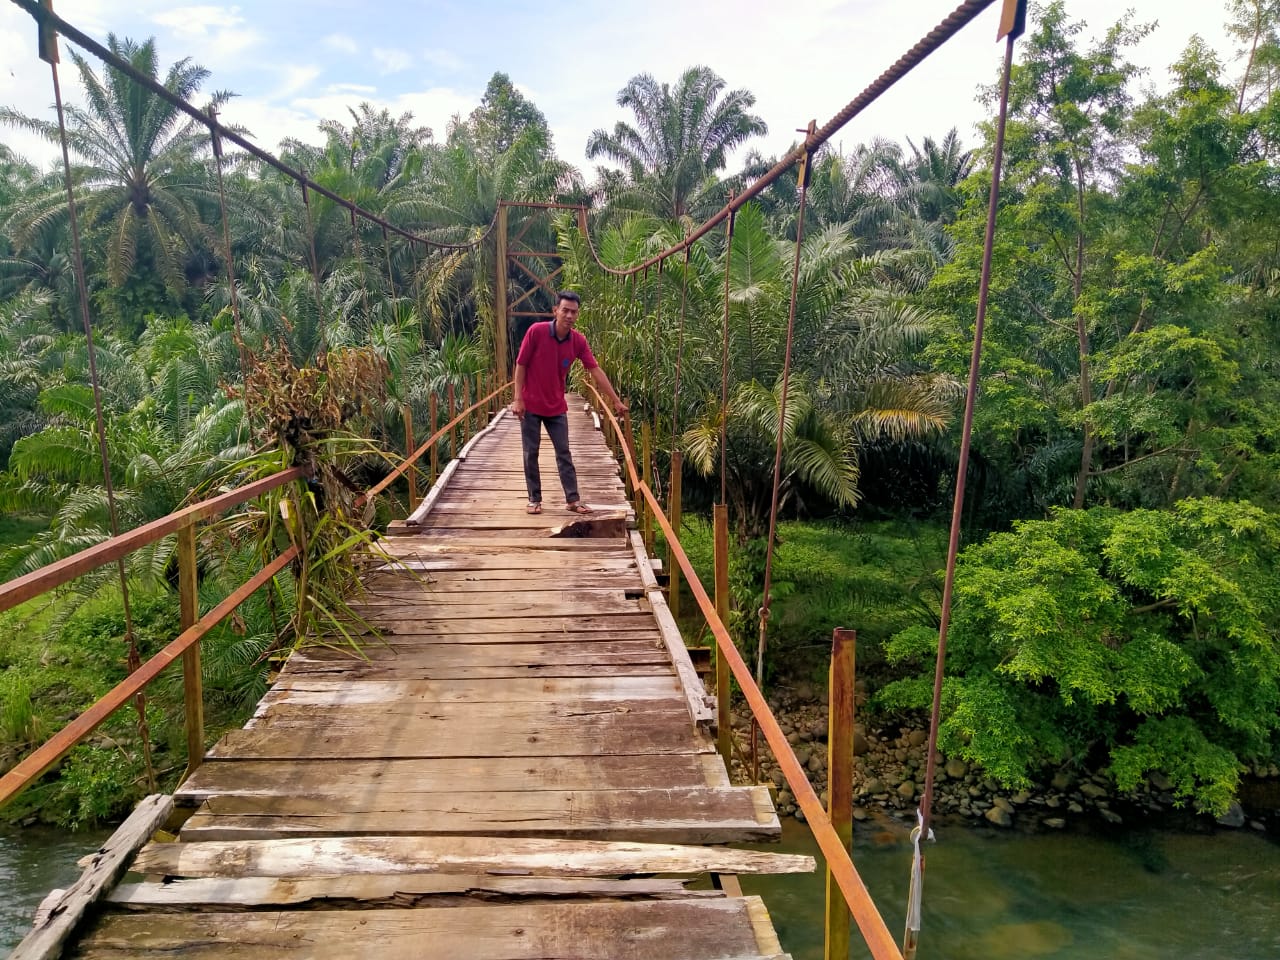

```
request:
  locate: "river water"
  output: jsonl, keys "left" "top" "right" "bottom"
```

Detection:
{"left": 2, "top": 819, "right": 1277, "bottom": 957}
{"left": 743, "top": 818, "right": 1280, "bottom": 959}
{"left": 1, "top": 825, "right": 111, "bottom": 953}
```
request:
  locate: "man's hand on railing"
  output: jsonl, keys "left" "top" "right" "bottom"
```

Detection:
{"left": 611, "top": 397, "right": 628, "bottom": 416}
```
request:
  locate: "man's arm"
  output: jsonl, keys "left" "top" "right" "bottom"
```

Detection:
{"left": 512, "top": 364, "right": 527, "bottom": 418}
{"left": 589, "top": 364, "right": 627, "bottom": 415}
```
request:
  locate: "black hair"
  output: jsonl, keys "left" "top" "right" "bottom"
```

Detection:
{"left": 555, "top": 290, "right": 581, "bottom": 306}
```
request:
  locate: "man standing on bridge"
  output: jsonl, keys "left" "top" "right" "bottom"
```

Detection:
{"left": 511, "top": 290, "right": 627, "bottom": 515}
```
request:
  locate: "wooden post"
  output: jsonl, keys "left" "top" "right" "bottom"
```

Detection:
{"left": 640, "top": 421, "right": 654, "bottom": 554}
{"left": 825, "top": 627, "right": 857, "bottom": 960}
{"left": 429, "top": 393, "right": 439, "bottom": 485}
{"left": 177, "top": 520, "right": 204, "bottom": 782}
{"left": 668, "top": 449, "right": 683, "bottom": 621}
{"left": 496, "top": 203, "right": 510, "bottom": 378}
{"left": 713, "top": 503, "right": 732, "bottom": 770}
{"left": 403, "top": 405, "right": 418, "bottom": 511}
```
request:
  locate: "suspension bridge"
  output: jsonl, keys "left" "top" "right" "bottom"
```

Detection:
{"left": 1, "top": 0, "right": 1029, "bottom": 957}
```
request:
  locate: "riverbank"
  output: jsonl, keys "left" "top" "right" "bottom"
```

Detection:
{"left": 732, "top": 680, "right": 1280, "bottom": 837}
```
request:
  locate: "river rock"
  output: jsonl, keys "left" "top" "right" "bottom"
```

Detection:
{"left": 810, "top": 719, "right": 828, "bottom": 740}
{"left": 1043, "top": 817, "right": 1066, "bottom": 829}
{"left": 853, "top": 730, "right": 870, "bottom": 756}
{"left": 1050, "top": 771, "right": 1075, "bottom": 792}
{"left": 993, "top": 796, "right": 1015, "bottom": 815}
{"left": 1011, "top": 790, "right": 1031, "bottom": 805}
{"left": 945, "top": 757, "right": 968, "bottom": 779}
{"left": 1216, "top": 802, "right": 1246, "bottom": 828}
{"left": 985, "top": 805, "right": 1014, "bottom": 827}
{"left": 862, "top": 778, "right": 884, "bottom": 796}
{"left": 897, "top": 781, "right": 916, "bottom": 799}
{"left": 1149, "top": 770, "right": 1173, "bottom": 791}
{"left": 908, "top": 729, "right": 928, "bottom": 747}
{"left": 1099, "top": 808, "right": 1123, "bottom": 825}
{"left": 807, "top": 752, "right": 824, "bottom": 775}
{"left": 1079, "top": 782, "right": 1108, "bottom": 800}
{"left": 852, "top": 806, "right": 869, "bottom": 821}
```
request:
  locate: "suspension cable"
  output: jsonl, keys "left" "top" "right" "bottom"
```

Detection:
{"left": 756, "top": 132, "right": 815, "bottom": 687}
{"left": 574, "top": 0, "right": 999, "bottom": 279}
{"left": 207, "top": 105, "right": 247, "bottom": 379}
{"left": 11, "top": 0, "right": 494, "bottom": 254}
{"left": 44, "top": 22, "right": 155, "bottom": 791}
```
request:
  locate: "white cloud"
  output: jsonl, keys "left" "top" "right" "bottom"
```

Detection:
{"left": 372, "top": 47, "right": 412, "bottom": 75}
{"left": 271, "top": 64, "right": 323, "bottom": 100}
{"left": 421, "top": 48, "right": 464, "bottom": 73}
{"left": 151, "top": 5, "right": 245, "bottom": 35}
{"left": 326, "top": 83, "right": 378, "bottom": 96}
{"left": 324, "top": 33, "right": 358, "bottom": 54}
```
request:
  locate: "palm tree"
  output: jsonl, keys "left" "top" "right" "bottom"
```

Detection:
{"left": 0, "top": 35, "right": 225, "bottom": 305}
{"left": 586, "top": 66, "right": 767, "bottom": 221}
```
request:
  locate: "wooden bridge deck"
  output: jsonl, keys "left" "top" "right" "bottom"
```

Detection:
{"left": 44, "top": 400, "right": 809, "bottom": 959}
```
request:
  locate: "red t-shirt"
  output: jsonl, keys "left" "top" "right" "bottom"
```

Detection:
{"left": 515, "top": 320, "right": 598, "bottom": 417}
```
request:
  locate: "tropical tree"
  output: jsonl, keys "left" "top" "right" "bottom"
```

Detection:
{"left": 586, "top": 66, "right": 767, "bottom": 221}
{"left": 1, "top": 35, "right": 227, "bottom": 326}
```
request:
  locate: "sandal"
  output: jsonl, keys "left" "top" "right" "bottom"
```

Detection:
{"left": 566, "top": 501, "right": 593, "bottom": 515}
{"left": 526, "top": 501, "right": 542, "bottom": 515}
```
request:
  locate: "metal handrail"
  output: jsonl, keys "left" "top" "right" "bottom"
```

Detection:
{"left": 0, "top": 547, "right": 298, "bottom": 807}
{"left": 582, "top": 381, "right": 903, "bottom": 960}
{"left": 360, "top": 382, "right": 511, "bottom": 504}
{"left": 0, "top": 467, "right": 305, "bottom": 615}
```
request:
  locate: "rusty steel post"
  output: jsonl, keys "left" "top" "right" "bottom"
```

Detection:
{"left": 177, "top": 519, "right": 204, "bottom": 782}
{"left": 668, "top": 449, "right": 683, "bottom": 622}
{"left": 640, "top": 421, "right": 654, "bottom": 554}
{"left": 825, "top": 628, "right": 857, "bottom": 960}
{"left": 496, "top": 203, "right": 510, "bottom": 377}
{"left": 447, "top": 382, "right": 456, "bottom": 459}
{"left": 714, "top": 503, "right": 733, "bottom": 770}
{"left": 404, "top": 405, "right": 419, "bottom": 511}
{"left": 429, "top": 393, "right": 439, "bottom": 484}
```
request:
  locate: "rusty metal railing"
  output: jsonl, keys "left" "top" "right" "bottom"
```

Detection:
{"left": 583, "top": 381, "right": 903, "bottom": 960}
{"left": 0, "top": 467, "right": 304, "bottom": 807}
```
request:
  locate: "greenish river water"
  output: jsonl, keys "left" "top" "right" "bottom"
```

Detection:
{"left": 2, "top": 819, "right": 1277, "bottom": 957}
{"left": 743, "top": 818, "right": 1280, "bottom": 959}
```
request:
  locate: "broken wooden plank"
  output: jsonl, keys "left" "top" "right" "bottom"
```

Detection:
{"left": 130, "top": 835, "right": 816, "bottom": 879}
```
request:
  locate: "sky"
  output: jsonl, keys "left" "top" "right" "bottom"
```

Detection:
{"left": 0, "top": 1, "right": 1244, "bottom": 175}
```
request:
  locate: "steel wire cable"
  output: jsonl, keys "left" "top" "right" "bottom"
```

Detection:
{"left": 10, "top": 0, "right": 495, "bottom": 254}
{"left": 45, "top": 34, "right": 156, "bottom": 792}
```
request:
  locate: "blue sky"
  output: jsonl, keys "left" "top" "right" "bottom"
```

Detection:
{"left": 0, "top": 1, "right": 1239, "bottom": 174}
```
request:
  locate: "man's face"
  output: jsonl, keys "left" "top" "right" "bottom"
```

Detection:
{"left": 554, "top": 299, "right": 580, "bottom": 329}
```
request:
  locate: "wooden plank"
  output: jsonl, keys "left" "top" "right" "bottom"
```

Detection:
{"left": 74, "top": 899, "right": 790, "bottom": 959}
{"left": 347, "top": 595, "right": 643, "bottom": 618}
{"left": 316, "top": 613, "right": 658, "bottom": 635}
{"left": 208, "top": 714, "right": 714, "bottom": 759}
{"left": 629, "top": 528, "right": 714, "bottom": 729}
{"left": 302, "top": 629, "right": 664, "bottom": 647}
{"left": 264, "top": 676, "right": 684, "bottom": 704}
{"left": 246, "top": 698, "right": 692, "bottom": 725}
{"left": 107, "top": 874, "right": 714, "bottom": 908}
{"left": 278, "top": 660, "right": 674, "bottom": 680}
{"left": 355, "top": 585, "right": 638, "bottom": 603}
{"left": 9, "top": 794, "right": 172, "bottom": 960}
{"left": 130, "top": 835, "right": 817, "bottom": 878}
{"left": 175, "top": 754, "right": 729, "bottom": 805}
{"left": 286, "top": 640, "right": 672, "bottom": 669}
{"left": 179, "top": 785, "right": 779, "bottom": 842}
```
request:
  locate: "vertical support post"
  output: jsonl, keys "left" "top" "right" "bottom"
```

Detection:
{"left": 404, "top": 404, "right": 418, "bottom": 511}
{"left": 825, "top": 628, "right": 857, "bottom": 960}
{"left": 462, "top": 379, "right": 472, "bottom": 444}
{"left": 429, "top": 393, "right": 439, "bottom": 484}
{"left": 668, "top": 450, "right": 683, "bottom": 621}
{"left": 713, "top": 503, "right": 732, "bottom": 770}
{"left": 447, "top": 382, "right": 456, "bottom": 459}
{"left": 496, "top": 203, "right": 510, "bottom": 378}
{"left": 640, "top": 421, "right": 654, "bottom": 554}
{"left": 177, "top": 519, "right": 204, "bottom": 782}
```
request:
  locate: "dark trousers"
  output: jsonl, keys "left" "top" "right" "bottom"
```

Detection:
{"left": 520, "top": 412, "right": 579, "bottom": 504}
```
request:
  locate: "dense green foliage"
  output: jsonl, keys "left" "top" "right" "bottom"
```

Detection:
{"left": 1, "top": 0, "right": 1277, "bottom": 820}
